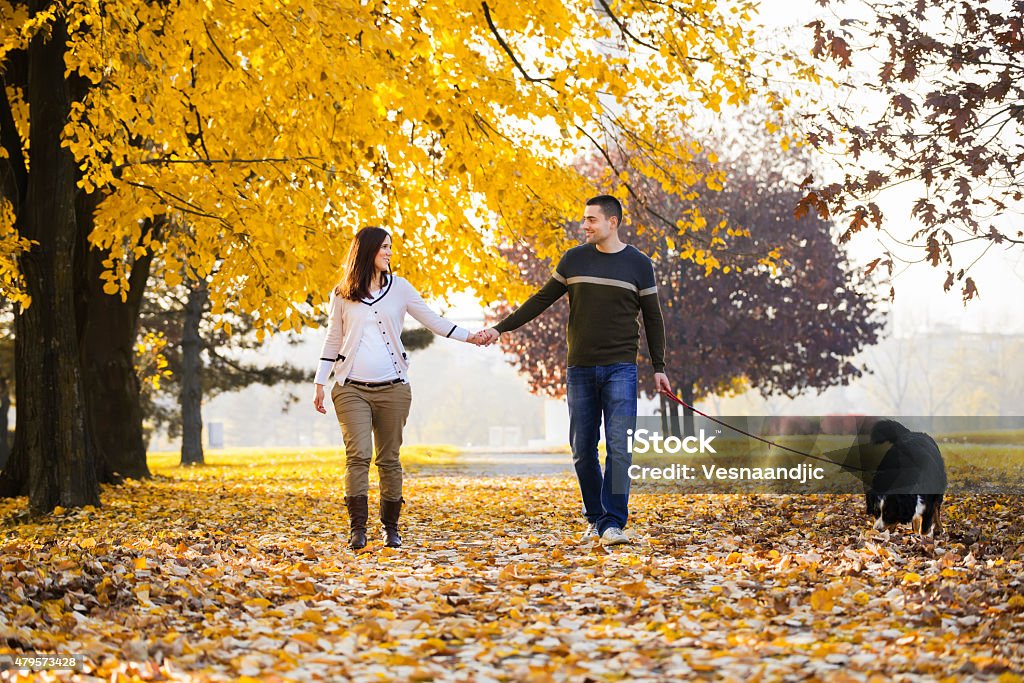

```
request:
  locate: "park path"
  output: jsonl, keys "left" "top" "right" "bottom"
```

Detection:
{"left": 409, "top": 452, "right": 573, "bottom": 478}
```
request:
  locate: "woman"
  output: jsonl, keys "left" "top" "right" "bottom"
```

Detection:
{"left": 313, "top": 226, "right": 484, "bottom": 549}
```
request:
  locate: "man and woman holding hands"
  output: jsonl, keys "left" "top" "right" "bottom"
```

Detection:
{"left": 312, "top": 195, "right": 669, "bottom": 549}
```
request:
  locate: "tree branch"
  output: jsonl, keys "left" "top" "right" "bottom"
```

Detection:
{"left": 203, "top": 22, "right": 235, "bottom": 69}
{"left": 113, "top": 155, "right": 329, "bottom": 172}
{"left": 481, "top": 2, "right": 556, "bottom": 85}
{"left": 595, "top": 0, "right": 657, "bottom": 51}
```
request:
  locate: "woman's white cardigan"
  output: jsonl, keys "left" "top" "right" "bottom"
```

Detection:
{"left": 314, "top": 274, "right": 470, "bottom": 386}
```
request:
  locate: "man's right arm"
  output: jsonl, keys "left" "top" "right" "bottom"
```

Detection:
{"left": 493, "top": 268, "right": 568, "bottom": 334}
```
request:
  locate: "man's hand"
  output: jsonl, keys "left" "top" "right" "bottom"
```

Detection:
{"left": 313, "top": 383, "right": 327, "bottom": 414}
{"left": 654, "top": 372, "right": 671, "bottom": 395}
{"left": 467, "top": 330, "right": 488, "bottom": 345}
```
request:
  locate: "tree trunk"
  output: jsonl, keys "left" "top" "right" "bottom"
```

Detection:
{"left": 16, "top": 5, "right": 97, "bottom": 513}
{"left": 680, "top": 379, "right": 696, "bottom": 439}
{"left": 180, "top": 281, "right": 207, "bottom": 465}
{"left": 667, "top": 393, "right": 681, "bottom": 438}
{"left": 0, "top": 436, "right": 26, "bottom": 498}
{"left": 0, "top": 330, "right": 27, "bottom": 499}
{"left": 77, "top": 208, "right": 156, "bottom": 482}
{"left": 658, "top": 394, "right": 669, "bottom": 435}
{"left": 0, "top": 377, "right": 9, "bottom": 468}
{"left": 0, "top": 35, "right": 25, "bottom": 500}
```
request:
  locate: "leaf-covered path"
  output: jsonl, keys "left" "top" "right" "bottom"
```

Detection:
{"left": 2, "top": 450, "right": 1023, "bottom": 681}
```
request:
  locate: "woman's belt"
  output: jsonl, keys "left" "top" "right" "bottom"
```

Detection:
{"left": 344, "top": 378, "right": 405, "bottom": 388}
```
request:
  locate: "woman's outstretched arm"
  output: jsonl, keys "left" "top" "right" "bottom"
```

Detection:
{"left": 400, "top": 278, "right": 471, "bottom": 342}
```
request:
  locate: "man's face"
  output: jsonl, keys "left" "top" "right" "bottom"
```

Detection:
{"left": 581, "top": 205, "right": 616, "bottom": 244}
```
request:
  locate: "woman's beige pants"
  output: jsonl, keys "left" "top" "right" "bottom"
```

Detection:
{"left": 331, "top": 381, "right": 412, "bottom": 500}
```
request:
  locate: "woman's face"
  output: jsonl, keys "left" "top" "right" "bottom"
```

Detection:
{"left": 374, "top": 236, "right": 392, "bottom": 274}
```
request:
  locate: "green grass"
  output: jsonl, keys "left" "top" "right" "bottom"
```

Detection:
{"left": 146, "top": 444, "right": 463, "bottom": 480}
{"left": 936, "top": 429, "right": 1024, "bottom": 446}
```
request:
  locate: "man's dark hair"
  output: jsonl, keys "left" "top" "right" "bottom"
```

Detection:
{"left": 586, "top": 195, "right": 623, "bottom": 226}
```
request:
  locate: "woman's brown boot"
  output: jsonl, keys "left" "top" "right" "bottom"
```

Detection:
{"left": 345, "top": 495, "right": 368, "bottom": 549}
{"left": 380, "top": 498, "right": 403, "bottom": 548}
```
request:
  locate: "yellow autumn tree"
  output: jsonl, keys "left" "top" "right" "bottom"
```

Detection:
{"left": 0, "top": 0, "right": 815, "bottom": 513}
{"left": 49, "top": 0, "right": 807, "bottom": 312}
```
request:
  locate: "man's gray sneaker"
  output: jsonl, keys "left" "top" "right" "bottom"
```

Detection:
{"left": 601, "top": 526, "right": 630, "bottom": 546}
{"left": 581, "top": 523, "right": 600, "bottom": 541}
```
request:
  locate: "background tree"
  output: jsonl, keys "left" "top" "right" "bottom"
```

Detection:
{"left": 801, "top": 0, "right": 1024, "bottom": 302}
{"left": 75, "top": 210, "right": 159, "bottom": 483}
{"left": 399, "top": 328, "right": 437, "bottom": 355}
{"left": 179, "top": 278, "right": 207, "bottom": 465}
{"left": 136, "top": 273, "right": 307, "bottom": 462}
{"left": 487, "top": 117, "right": 884, "bottom": 435}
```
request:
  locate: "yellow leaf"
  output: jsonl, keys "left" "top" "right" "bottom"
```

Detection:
{"left": 902, "top": 572, "right": 922, "bottom": 585}
{"left": 1006, "top": 594, "right": 1024, "bottom": 611}
{"left": 134, "top": 557, "right": 148, "bottom": 570}
{"left": 290, "top": 632, "right": 320, "bottom": 645}
{"left": 809, "top": 588, "right": 834, "bottom": 612}
{"left": 620, "top": 580, "right": 650, "bottom": 597}
{"left": 417, "top": 638, "right": 453, "bottom": 655}
{"left": 244, "top": 597, "right": 272, "bottom": 609}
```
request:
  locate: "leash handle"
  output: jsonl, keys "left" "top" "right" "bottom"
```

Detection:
{"left": 657, "top": 389, "right": 867, "bottom": 472}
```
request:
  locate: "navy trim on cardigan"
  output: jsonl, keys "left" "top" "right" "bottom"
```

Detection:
{"left": 360, "top": 273, "right": 393, "bottom": 306}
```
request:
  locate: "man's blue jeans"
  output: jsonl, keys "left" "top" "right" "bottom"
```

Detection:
{"left": 567, "top": 362, "right": 637, "bottom": 534}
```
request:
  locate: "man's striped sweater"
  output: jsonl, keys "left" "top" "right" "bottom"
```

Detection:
{"left": 494, "top": 243, "right": 667, "bottom": 372}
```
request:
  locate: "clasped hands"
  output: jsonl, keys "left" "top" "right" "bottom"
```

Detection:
{"left": 466, "top": 328, "right": 501, "bottom": 346}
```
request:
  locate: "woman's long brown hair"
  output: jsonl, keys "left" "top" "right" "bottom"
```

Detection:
{"left": 335, "top": 226, "right": 390, "bottom": 301}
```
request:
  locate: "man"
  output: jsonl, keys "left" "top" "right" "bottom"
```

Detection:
{"left": 479, "top": 195, "right": 670, "bottom": 545}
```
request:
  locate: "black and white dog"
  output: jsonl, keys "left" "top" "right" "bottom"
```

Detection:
{"left": 865, "top": 419, "right": 947, "bottom": 537}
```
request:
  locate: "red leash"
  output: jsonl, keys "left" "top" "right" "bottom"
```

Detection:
{"left": 658, "top": 389, "right": 868, "bottom": 472}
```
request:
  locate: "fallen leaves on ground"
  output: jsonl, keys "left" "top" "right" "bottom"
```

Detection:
{"left": 1, "top": 449, "right": 1023, "bottom": 682}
